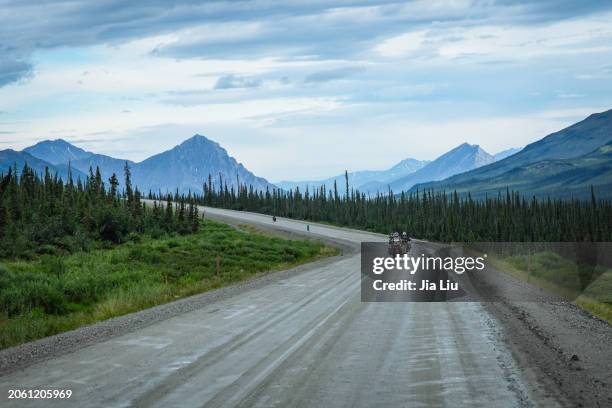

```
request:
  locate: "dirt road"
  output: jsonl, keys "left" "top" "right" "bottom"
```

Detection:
{"left": 1, "top": 207, "right": 600, "bottom": 407}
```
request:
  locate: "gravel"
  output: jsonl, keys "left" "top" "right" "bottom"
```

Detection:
{"left": 2, "top": 211, "right": 610, "bottom": 408}
{"left": 469, "top": 262, "right": 612, "bottom": 407}
{"left": 0, "top": 215, "right": 356, "bottom": 376}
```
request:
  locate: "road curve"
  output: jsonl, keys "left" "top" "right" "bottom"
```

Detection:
{"left": 0, "top": 207, "right": 552, "bottom": 407}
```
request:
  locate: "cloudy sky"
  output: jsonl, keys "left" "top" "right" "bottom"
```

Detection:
{"left": 1, "top": 0, "right": 611, "bottom": 181}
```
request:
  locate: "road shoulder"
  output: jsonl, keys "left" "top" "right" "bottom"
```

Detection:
{"left": 472, "top": 265, "right": 612, "bottom": 407}
{"left": 0, "top": 217, "right": 352, "bottom": 376}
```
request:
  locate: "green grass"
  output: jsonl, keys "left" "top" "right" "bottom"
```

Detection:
{"left": 0, "top": 220, "right": 338, "bottom": 350}
{"left": 489, "top": 251, "right": 612, "bottom": 323}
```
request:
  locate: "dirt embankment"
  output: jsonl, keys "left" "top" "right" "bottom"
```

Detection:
{"left": 465, "top": 264, "right": 612, "bottom": 407}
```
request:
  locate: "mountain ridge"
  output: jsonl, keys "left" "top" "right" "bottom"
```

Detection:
{"left": 18, "top": 135, "right": 274, "bottom": 194}
{"left": 0, "top": 149, "right": 87, "bottom": 181}
{"left": 415, "top": 141, "right": 612, "bottom": 199}
{"left": 413, "top": 108, "right": 612, "bottom": 197}
{"left": 7, "top": 108, "right": 612, "bottom": 199}
{"left": 24, "top": 139, "right": 93, "bottom": 165}
{"left": 134, "top": 135, "right": 274, "bottom": 194}
{"left": 493, "top": 147, "right": 522, "bottom": 161}
{"left": 377, "top": 143, "right": 495, "bottom": 193}
{"left": 276, "top": 157, "right": 429, "bottom": 195}
{"left": 278, "top": 143, "right": 517, "bottom": 195}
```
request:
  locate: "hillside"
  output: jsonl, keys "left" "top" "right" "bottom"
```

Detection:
{"left": 494, "top": 147, "right": 522, "bottom": 161}
{"left": 421, "top": 142, "right": 612, "bottom": 199}
{"left": 416, "top": 109, "right": 612, "bottom": 195}
{"left": 0, "top": 149, "right": 85, "bottom": 181}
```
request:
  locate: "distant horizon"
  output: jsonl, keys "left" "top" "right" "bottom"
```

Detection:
{"left": 5, "top": 131, "right": 531, "bottom": 184}
{"left": 2, "top": 105, "right": 611, "bottom": 199}
{"left": 3, "top": 107, "right": 610, "bottom": 182}
{"left": 5, "top": 107, "right": 608, "bottom": 183}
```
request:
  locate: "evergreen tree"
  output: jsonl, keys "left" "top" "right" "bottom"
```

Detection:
{"left": 0, "top": 163, "right": 199, "bottom": 259}
{"left": 124, "top": 161, "right": 133, "bottom": 205}
{"left": 181, "top": 173, "right": 612, "bottom": 243}
{"left": 109, "top": 173, "right": 119, "bottom": 200}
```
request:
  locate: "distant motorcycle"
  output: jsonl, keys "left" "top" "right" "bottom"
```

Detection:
{"left": 272, "top": 216, "right": 277, "bottom": 222}
{"left": 388, "top": 232, "right": 410, "bottom": 256}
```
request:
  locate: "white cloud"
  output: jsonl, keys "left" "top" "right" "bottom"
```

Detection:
{"left": 373, "top": 11, "right": 612, "bottom": 62}
{"left": 374, "top": 31, "right": 428, "bottom": 58}
{"left": 1, "top": 2, "right": 612, "bottom": 180}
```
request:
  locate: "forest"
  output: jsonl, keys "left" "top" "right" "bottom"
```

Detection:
{"left": 1, "top": 164, "right": 610, "bottom": 346}
{"left": 189, "top": 172, "right": 612, "bottom": 242}
{"left": 0, "top": 164, "right": 330, "bottom": 349}
{"left": 3, "top": 165, "right": 608, "bottom": 254}
{"left": 0, "top": 162, "right": 199, "bottom": 259}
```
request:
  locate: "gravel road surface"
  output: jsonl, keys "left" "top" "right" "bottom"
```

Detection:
{"left": 0, "top": 207, "right": 600, "bottom": 407}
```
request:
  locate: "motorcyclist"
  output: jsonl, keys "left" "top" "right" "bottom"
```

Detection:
{"left": 272, "top": 215, "right": 277, "bottom": 222}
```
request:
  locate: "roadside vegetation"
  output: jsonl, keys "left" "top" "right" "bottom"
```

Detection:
{"left": 0, "top": 219, "right": 335, "bottom": 349}
{"left": 489, "top": 251, "right": 612, "bottom": 323}
{"left": 0, "top": 162, "right": 199, "bottom": 259}
{"left": 0, "top": 164, "right": 336, "bottom": 349}
{"left": 192, "top": 172, "right": 611, "bottom": 242}
{"left": 191, "top": 173, "right": 611, "bottom": 322}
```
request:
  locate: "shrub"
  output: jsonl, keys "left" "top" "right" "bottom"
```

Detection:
{"left": 39, "top": 256, "right": 67, "bottom": 277}
{"left": 24, "top": 280, "right": 66, "bottom": 315}
{"left": 0, "top": 267, "right": 66, "bottom": 316}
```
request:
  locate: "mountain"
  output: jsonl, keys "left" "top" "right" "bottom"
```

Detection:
{"left": 276, "top": 158, "right": 428, "bottom": 194}
{"left": 494, "top": 147, "right": 522, "bottom": 161}
{"left": 420, "top": 142, "right": 612, "bottom": 199}
{"left": 0, "top": 149, "right": 86, "bottom": 181}
{"left": 72, "top": 154, "right": 136, "bottom": 187}
{"left": 133, "top": 135, "right": 273, "bottom": 194}
{"left": 21, "top": 135, "right": 274, "bottom": 194}
{"left": 23, "top": 139, "right": 93, "bottom": 165}
{"left": 414, "top": 109, "right": 612, "bottom": 196}
{"left": 24, "top": 139, "right": 133, "bottom": 188}
{"left": 374, "top": 143, "right": 495, "bottom": 193}
{"left": 380, "top": 158, "right": 431, "bottom": 182}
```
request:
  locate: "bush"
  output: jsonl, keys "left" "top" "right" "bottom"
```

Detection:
{"left": 39, "top": 256, "right": 67, "bottom": 277}
{"left": 126, "top": 232, "right": 142, "bottom": 243}
{"left": 97, "top": 207, "right": 128, "bottom": 243}
{"left": 35, "top": 244, "right": 61, "bottom": 256}
{"left": 0, "top": 266, "right": 66, "bottom": 316}
{"left": 1, "top": 286, "right": 27, "bottom": 317}
{"left": 24, "top": 280, "right": 66, "bottom": 315}
{"left": 128, "top": 246, "right": 162, "bottom": 264}
{"left": 62, "top": 272, "right": 107, "bottom": 304}
{"left": 0, "top": 219, "right": 331, "bottom": 350}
